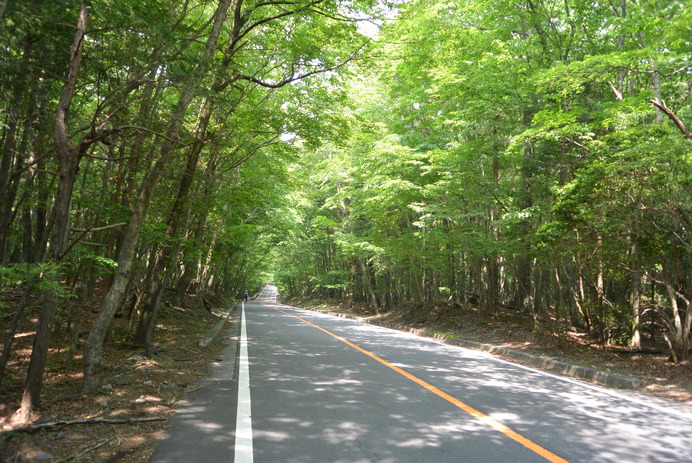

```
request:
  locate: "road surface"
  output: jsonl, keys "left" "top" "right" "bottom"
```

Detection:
{"left": 150, "top": 285, "right": 692, "bottom": 462}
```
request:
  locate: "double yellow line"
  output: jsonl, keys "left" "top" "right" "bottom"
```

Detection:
{"left": 268, "top": 304, "right": 569, "bottom": 463}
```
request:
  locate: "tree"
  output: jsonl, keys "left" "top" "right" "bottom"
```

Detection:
{"left": 272, "top": 0, "right": 691, "bottom": 361}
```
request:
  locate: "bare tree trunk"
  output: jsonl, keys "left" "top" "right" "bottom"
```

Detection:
{"left": 348, "top": 260, "right": 357, "bottom": 308}
{"left": 0, "top": 284, "right": 35, "bottom": 385}
{"left": 359, "top": 257, "right": 379, "bottom": 313}
{"left": 172, "top": 210, "right": 208, "bottom": 303}
{"left": 533, "top": 268, "right": 548, "bottom": 317}
{"left": 15, "top": 5, "right": 88, "bottom": 422}
{"left": 481, "top": 156, "right": 501, "bottom": 312}
{"left": 595, "top": 234, "right": 606, "bottom": 347}
{"left": 515, "top": 257, "right": 532, "bottom": 312}
{"left": 661, "top": 250, "right": 691, "bottom": 362}
{"left": 629, "top": 239, "right": 642, "bottom": 350}
{"left": 0, "top": 34, "right": 37, "bottom": 263}
{"left": 573, "top": 229, "right": 590, "bottom": 331}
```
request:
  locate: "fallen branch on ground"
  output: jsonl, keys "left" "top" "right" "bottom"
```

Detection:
{"left": 59, "top": 437, "right": 113, "bottom": 462}
{"left": 3, "top": 416, "right": 166, "bottom": 437}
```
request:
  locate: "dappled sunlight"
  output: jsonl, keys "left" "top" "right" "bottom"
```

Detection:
{"left": 126, "top": 435, "right": 151, "bottom": 446}
{"left": 254, "top": 428, "right": 293, "bottom": 442}
{"left": 242, "top": 307, "right": 547, "bottom": 461}
{"left": 144, "top": 405, "right": 168, "bottom": 414}
{"left": 322, "top": 421, "right": 366, "bottom": 444}
{"left": 246, "top": 305, "right": 692, "bottom": 463}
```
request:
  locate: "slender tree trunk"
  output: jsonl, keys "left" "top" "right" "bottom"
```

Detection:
{"left": 533, "top": 267, "right": 547, "bottom": 317}
{"left": 629, "top": 238, "right": 642, "bottom": 350}
{"left": 458, "top": 252, "right": 467, "bottom": 303}
{"left": 0, "top": 110, "right": 19, "bottom": 260}
{"left": 515, "top": 257, "right": 532, "bottom": 312}
{"left": 573, "top": 229, "right": 590, "bottom": 331}
{"left": 15, "top": 5, "right": 88, "bottom": 421}
{"left": 0, "top": 284, "right": 34, "bottom": 385}
{"left": 595, "top": 234, "right": 606, "bottom": 347}
{"left": 515, "top": 134, "right": 534, "bottom": 312}
{"left": 661, "top": 249, "right": 691, "bottom": 362}
{"left": 553, "top": 265, "right": 564, "bottom": 322}
{"left": 0, "top": 35, "right": 36, "bottom": 263}
{"left": 359, "top": 257, "right": 379, "bottom": 313}
{"left": 172, "top": 210, "right": 208, "bottom": 303}
{"left": 662, "top": 277, "right": 682, "bottom": 363}
{"left": 348, "top": 260, "right": 357, "bottom": 308}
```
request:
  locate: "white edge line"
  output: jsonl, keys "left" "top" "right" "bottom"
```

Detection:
{"left": 234, "top": 303, "right": 254, "bottom": 463}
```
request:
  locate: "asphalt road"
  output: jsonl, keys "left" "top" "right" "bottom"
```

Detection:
{"left": 151, "top": 285, "right": 692, "bottom": 463}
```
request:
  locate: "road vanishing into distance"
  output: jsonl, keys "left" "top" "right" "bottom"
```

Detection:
{"left": 151, "top": 285, "right": 692, "bottom": 463}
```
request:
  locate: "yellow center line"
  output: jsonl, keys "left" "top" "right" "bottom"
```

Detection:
{"left": 266, "top": 304, "right": 569, "bottom": 463}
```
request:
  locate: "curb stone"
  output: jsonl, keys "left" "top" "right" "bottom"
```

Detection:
{"left": 199, "top": 303, "right": 239, "bottom": 348}
{"left": 299, "top": 307, "right": 643, "bottom": 390}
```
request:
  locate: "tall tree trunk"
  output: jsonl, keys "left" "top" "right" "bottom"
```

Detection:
{"left": 172, "top": 209, "right": 208, "bottom": 304}
{"left": 0, "top": 109, "right": 19, "bottom": 261}
{"left": 348, "top": 260, "right": 357, "bottom": 308}
{"left": 0, "top": 284, "right": 34, "bottom": 385}
{"left": 595, "top": 234, "right": 606, "bottom": 347}
{"left": 515, "top": 130, "right": 534, "bottom": 312}
{"left": 515, "top": 257, "right": 532, "bottom": 312}
{"left": 573, "top": 229, "right": 590, "bottom": 331}
{"left": 15, "top": 5, "right": 88, "bottom": 421}
{"left": 482, "top": 156, "right": 500, "bottom": 312}
{"left": 0, "top": 34, "right": 36, "bottom": 263}
{"left": 359, "top": 257, "right": 379, "bottom": 313}
{"left": 532, "top": 268, "right": 549, "bottom": 320}
{"left": 628, "top": 239, "right": 642, "bottom": 350}
{"left": 661, "top": 245, "right": 691, "bottom": 362}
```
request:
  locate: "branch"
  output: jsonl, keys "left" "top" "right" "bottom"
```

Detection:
{"left": 224, "top": 0, "right": 325, "bottom": 65}
{"left": 564, "top": 137, "right": 591, "bottom": 151}
{"left": 77, "top": 124, "right": 189, "bottom": 153}
{"left": 237, "top": 42, "right": 367, "bottom": 89}
{"left": 88, "top": 77, "right": 153, "bottom": 129}
{"left": 82, "top": 153, "right": 139, "bottom": 162}
{"left": 118, "top": 125, "right": 192, "bottom": 146}
{"left": 71, "top": 222, "right": 128, "bottom": 233}
{"left": 476, "top": 181, "right": 511, "bottom": 214}
{"left": 54, "top": 4, "right": 89, "bottom": 158}
{"left": 624, "top": 63, "right": 692, "bottom": 77}
{"left": 60, "top": 222, "right": 128, "bottom": 260}
{"left": 63, "top": 437, "right": 112, "bottom": 461}
{"left": 8, "top": 148, "right": 55, "bottom": 183}
{"left": 607, "top": 80, "right": 623, "bottom": 101}
{"left": 33, "top": 168, "right": 60, "bottom": 177}
{"left": 649, "top": 99, "right": 692, "bottom": 140}
{"left": 2, "top": 416, "right": 166, "bottom": 436}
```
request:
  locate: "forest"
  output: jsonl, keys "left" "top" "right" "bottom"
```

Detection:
{"left": 0, "top": 0, "right": 690, "bottom": 423}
